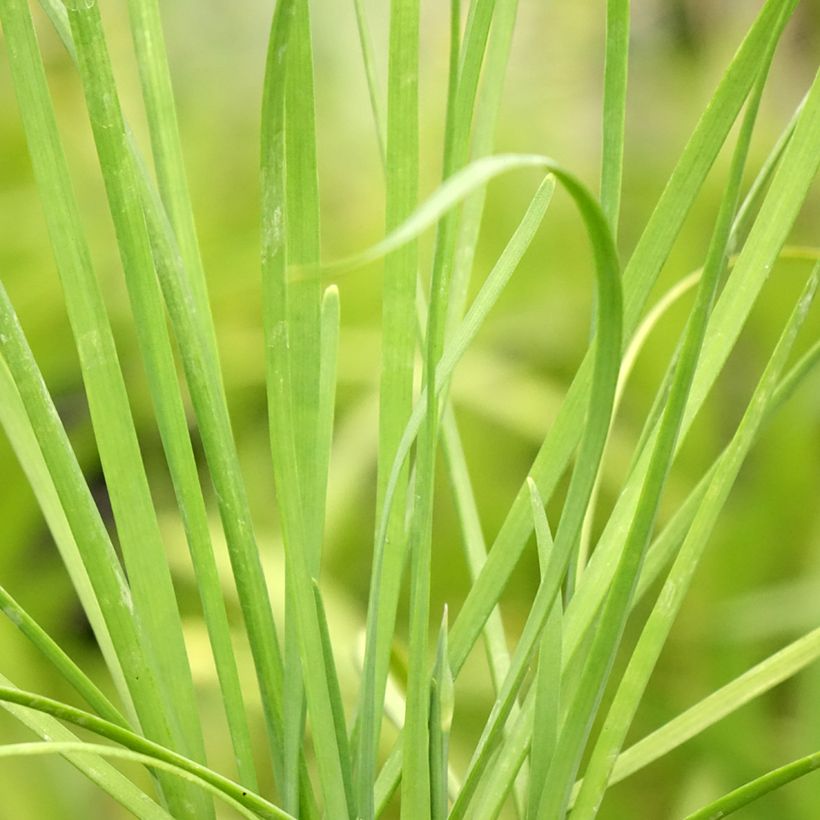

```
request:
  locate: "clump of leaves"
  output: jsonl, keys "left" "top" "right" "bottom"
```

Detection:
{"left": 0, "top": 0, "right": 817, "bottom": 818}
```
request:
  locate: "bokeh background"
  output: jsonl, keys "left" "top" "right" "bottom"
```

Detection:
{"left": 0, "top": 1, "right": 819, "bottom": 817}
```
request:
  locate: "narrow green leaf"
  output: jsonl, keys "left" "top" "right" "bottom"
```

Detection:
{"left": 525, "top": 480, "right": 561, "bottom": 820}
{"left": 447, "top": 0, "right": 520, "bottom": 337}
{"left": 0, "top": 743, "right": 264, "bottom": 820}
{"left": 374, "top": 172, "right": 554, "bottom": 569}
{"left": 395, "top": 0, "right": 485, "bottom": 777}
{"left": 601, "top": 0, "right": 630, "bottom": 234}
{"left": 401, "top": 377, "right": 437, "bottom": 820}
{"left": 429, "top": 608, "right": 453, "bottom": 820}
{"left": 0, "top": 585, "right": 126, "bottom": 729}
{"left": 457, "top": 272, "right": 820, "bottom": 820}
{"left": 576, "top": 270, "right": 699, "bottom": 579}
{"left": 281, "top": 0, "right": 324, "bottom": 809}
{"left": 440, "top": 406, "right": 513, "bottom": 696}
{"left": 0, "top": 687, "right": 292, "bottom": 820}
{"left": 123, "top": 0, "right": 217, "bottom": 350}
{"left": 444, "top": 0, "right": 462, "bottom": 168}
{"left": 368, "top": 170, "right": 554, "bottom": 814}
{"left": 59, "top": 2, "right": 209, "bottom": 777}
{"left": 567, "top": 215, "right": 820, "bottom": 659}
{"left": 317, "top": 284, "right": 341, "bottom": 544}
{"left": 438, "top": 2, "right": 525, "bottom": 801}
{"left": 565, "top": 268, "right": 820, "bottom": 695}
{"left": 142, "top": 171, "right": 293, "bottom": 796}
{"left": 356, "top": 0, "right": 420, "bottom": 814}
{"left": 685, "top": 71, "right": 819, "bottom": 425}
{"left": 374, "top": 9, "right": 809, "bottom": 810}
{"left": 351, "top": 0, "right": 387, "bottom": 167}
{"left": 349, "top": 7, "right": 528, "bottom": 811}
{"left": 374, "top": 159, "right": 617, "bottom": 813}
{"left": 313, "top": 581, "right": 356, "bottom": 816}
{"left": 0, "top": 673, "right": 170, "bottom": 820}
{"left": 404, "top": 181, "right": 560, "bottom": 820}
{"left": 261, "top": 3, "right": 350, "bottom": 814}
{"left": 470, "top": 693, "right": 535, "bottom": 820}
{"left": 442, "top": 406, "right": 534, "bottom": 816}
{"left": 316, "top": 155, "right": 560, "bottom": 277}
{"left": 0, "top": 359, "right": 129, "bottom": 713}
{"left": 729, "top": 92, "right": 806, "bottom": 256}
{"left": 685, "top": 751, "right": 820, "bottom": 820}
{"left": 599, "top": 626, "right": 820, "bottom": 796}
{"left": 632, "top": 319, "right": 819, "bottom": 607}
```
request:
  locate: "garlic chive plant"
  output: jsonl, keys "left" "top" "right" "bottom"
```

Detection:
{"left": 0, "top": 0, "right": 818, "bottom": 818}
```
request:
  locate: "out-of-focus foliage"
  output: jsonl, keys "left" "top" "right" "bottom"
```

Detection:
{"left": 0, "top": 1, "right": 818, "bottom": 817}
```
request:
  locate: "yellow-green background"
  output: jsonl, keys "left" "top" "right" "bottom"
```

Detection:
{"left": 0, "top": 1, "right": 818, "bottom": 817}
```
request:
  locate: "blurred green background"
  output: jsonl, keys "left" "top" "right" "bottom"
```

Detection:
{"left": 0, "top": 1, "right": 818, "bottom": 817}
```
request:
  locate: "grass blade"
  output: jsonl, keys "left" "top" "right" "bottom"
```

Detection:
{"left": 312, "top": 581, "right": 356, "bottom": 815}
{"left": 601, "top": 0, "right": 629, "bottom": 233}
{"left": 685, "top": 70, "right": 819, "bottom": 424}
{"left": 0, "top": 687, "right": 292, "bottom": 820}
{"left": 355, "top": 0, "right": 420, "bottom": 814}
{"left": 525, "top": 479, "right": 562, "bottom": 820}
{"left": 442, "top": 405, "right": 533, "bottom": 816}
{"left": 373, "top": 160, "right": 617, "bottom": 812}
{"left": 440, "top": 407, "right": 512, "bottom": 698}
{"left": 560, "top": 265, "right": 820, "bottom": 716}
{"left": 447, "top": 0, "right": 519, "bottom": 335}
{"left": 0, "top": 743, "right": 266, "bottom": 820}
{"left": 429, "top": 609, "right": 454, "bottom": 820}
{"left": 470, "top": 700, "right": 534, "bottom": 820}
{"left": 368, "top": 170, "right": 554, "bottom": 811}
{"left": 0, "top": 675, "right": 170, "bottom": 820}
{"left": 685, "top": 751, "right": 820, "bottom": 820}
{"left": 0, "top": 585, "right": 126, "bottom": 729}
{"left": 352, "top": 0, "right": 387, "bottom": 167}
{"left": 0, "top": 360, "right": 129, "bottom": 712}
{"left": 56, "top": 4, "right": 210, "bottom": 777}
{"left": 123, "top": 0, "right": 218, "bottom": 355}
{"left": 729, "top": 92, "right": 807, "bottom": 256}
{"left": 320, "top": 155, "right": 561, "bottom": 276}
{"left": 463, "top": 263, "right": 820, "bottom": 819}
{"left": 629, "top": 321, "right": 818, "bottom": 606}
{"left": 317, "top": 283, "right": 341, "bottom": 552}
{"left": 576, "top": 269, "right": 699, "bottom": 579}
{"left": 281, "top": 0, "right": 324, "bottom": 809}
{"left": 599, "top": 625, "right": 820, "bottom": 796}
{"left": 403, "top": 175, "right": 561, "bottom": 820}
{"left": 261, "top": 3, "right": 350, "bottom": 814}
